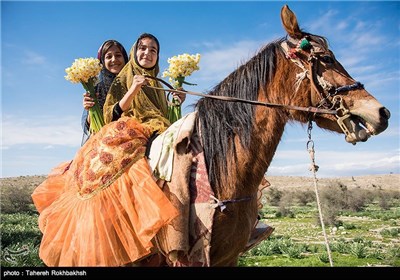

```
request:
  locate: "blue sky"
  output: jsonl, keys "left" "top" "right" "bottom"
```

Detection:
{"left": 1, "top": 1, "right": 399, "bottom": 178}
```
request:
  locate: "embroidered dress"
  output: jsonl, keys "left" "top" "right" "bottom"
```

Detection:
{"left": 32, "top": 117, "right": 178, "bottom": 267}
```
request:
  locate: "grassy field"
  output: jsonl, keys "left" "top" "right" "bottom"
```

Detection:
{"left": 239, "top": 183, "right": 400, "bottom": 267}
{"left": 1, "top": 175, "right": 399, "bottom": 267}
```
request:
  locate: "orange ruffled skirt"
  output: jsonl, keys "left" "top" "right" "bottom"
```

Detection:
{"left": 32, "top": 117, "right": 178, "bottom": 267}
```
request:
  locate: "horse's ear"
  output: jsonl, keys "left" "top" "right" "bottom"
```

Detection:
{"left": 281, "top": 5, "right": 303, "bottom": 39}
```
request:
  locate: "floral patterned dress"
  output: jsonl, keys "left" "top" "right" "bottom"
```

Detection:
{"left": 31, "top": 117, "right": 178, "bottom": 266}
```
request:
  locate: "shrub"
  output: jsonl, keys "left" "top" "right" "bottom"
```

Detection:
{"left": 346, "top": 189, "right": 369, "bottom": 212}
{"left": 380, "top": 228, "right": 400, "bottom": 238}
{"left": 318, "top": 252, "right": 330, "bottom": 263}
{"left": 277, "top": 192, "right": 295, "bottom": 218}
{"left": 343, "top": 223, "right": 357, "bottom": 230}
{"left": 1, "top": 184, "right": 36, "bottom": 214}
{"left": 368, "top": 250, "right": 385, "bottom": 260}
{"left": 265, "top": 187, "right": 282, "bottom": 206}
{"left": 331, "top": 240, "right": 349, "bottom": 254}
{"left": 283, "top": 244, "right": 304, "bottom": 259}
{"left": 350, "top": 242, "right": 368, "bottom": 259}
{"left": 295, "top": 190, "right": 315, "bottom": 206}
{"left": 378, "top": 191, "right": 389, "bottom": 210}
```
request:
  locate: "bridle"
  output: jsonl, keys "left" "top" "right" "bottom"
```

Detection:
{"left": 145, "top": 35, "right": 364, "bottom": 143}
{"left": 142, "top": 36, "right": 364, "bottom": 210}
{"left": 280, "top": 35, "right": 364, "bottom": 142}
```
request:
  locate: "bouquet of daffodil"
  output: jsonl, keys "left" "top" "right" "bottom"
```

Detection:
{"left": 65, "top": 57, "right": 104, "bottom": 133}
{"left": 162, "top": 53, "right": 201, "bottom": 123}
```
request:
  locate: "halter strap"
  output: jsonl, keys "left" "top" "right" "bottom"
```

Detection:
{"left": 335, "top": 82, "right": 364, "bottom": 94}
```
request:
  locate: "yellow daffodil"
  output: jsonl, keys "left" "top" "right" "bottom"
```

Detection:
{"left": 65, "top": 58, "right": 104, "bottom": 133}
{"left": 162, "top": 53, "right": 201, "bottom": 123}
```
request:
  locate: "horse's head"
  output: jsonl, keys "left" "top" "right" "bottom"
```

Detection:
{"left": 280, "top": 5, "right": 390, "bottom": 144}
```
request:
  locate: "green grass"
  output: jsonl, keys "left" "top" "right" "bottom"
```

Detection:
{"left": 239, "top": 200, "right": 400, "bottom": 267}
{"left": 1, "top": 213, "right": 44, "bottom": 267}
{"left": 1, "top": 179, "right": 399, "bottom": 267}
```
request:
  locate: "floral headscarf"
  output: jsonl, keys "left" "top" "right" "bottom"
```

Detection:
{"left": 103, "top": 33, "right": 170, "bottom": 134}
{"left": 95, "top": 40, "right": 129, "bottom": 109}
{"left": 81, "top": 40, "right": 128, "bottom": 145}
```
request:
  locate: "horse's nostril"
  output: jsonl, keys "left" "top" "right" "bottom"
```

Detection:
{"left": 380, "top": 107, "right": 391, "bottom": 120}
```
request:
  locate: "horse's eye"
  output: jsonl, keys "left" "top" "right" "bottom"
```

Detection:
{"left": 320, "top": 55, "right": 335, "bottom": 64}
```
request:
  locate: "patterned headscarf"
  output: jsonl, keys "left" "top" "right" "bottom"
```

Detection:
{"left": 103, "top": 33, "right": 170, "bottom": 134}
{"left": 96, "top": 40, "right": 129, "bottom": 109}
{"left": 81, "top": 39, "right": 128, "bottom": 146}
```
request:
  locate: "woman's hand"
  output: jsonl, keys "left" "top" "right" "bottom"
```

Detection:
{"left": 131, "top": 75, "right": 148, "bottom": 91}
{"left": 119, "top": 75, "right": 149, "bottom": 112}
{"left": 126, "top": 75, "right": 148, "bottom": 98}
{"left": 83, "top": 92, "right": 96, "bottom": 110}
{"left": 172, "top": 87, "right": 186, "bottom": 104}
{"left": 83, "top": 91, "right": 99, "bottom": 125}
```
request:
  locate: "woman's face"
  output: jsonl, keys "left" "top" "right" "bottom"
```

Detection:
{"left": 104, "top": 45, "right": 126, "bottom": 74}
{"left": 136, "top": 37, "right": 158, "bottom": 69}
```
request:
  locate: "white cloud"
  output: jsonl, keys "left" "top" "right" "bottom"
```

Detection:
{"left": 308, "top": 9, "right": 339, "bottom": 33}
{"left": 2, "top": 114, "right": 81, "bottom": 148}
{"left": 349, "top": 32, "right": 385, "bottom": 50}
{"left": 196, "top": 40, "right": 264, "bottom": 83}
{"left": 22, "top": 50, "right": 46, "bottom": 65}
{"left": 269, "top": 149, "right": 399, "bottom": 177}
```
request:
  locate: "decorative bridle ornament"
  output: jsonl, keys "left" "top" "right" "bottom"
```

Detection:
{"left": 281, "top": 36, "right": 366, "bottom": 145}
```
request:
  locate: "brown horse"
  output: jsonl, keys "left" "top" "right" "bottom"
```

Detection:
{"left": 142, "top": 5, "right": 390, "bottom": 267}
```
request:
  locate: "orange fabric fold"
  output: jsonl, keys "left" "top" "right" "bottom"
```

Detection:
{"left": 35, "top": 158, "right": 178, "bottom": 267}
{"left": 31, "top": 161, "right": 72, "bottom": 214}
{"left": 31, "top": 118, "right": 178, "bottom": 267}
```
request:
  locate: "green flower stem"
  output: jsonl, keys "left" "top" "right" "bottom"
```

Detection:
{"left": 167, "top": 98, "right": 182, "bottom": 124}
{"left": 176, "top": 76, "right": 185, "bottom": 88}
{"left": 167, "top": 76, "right": 184, "bottom": 124}
{"left": 181, "top": 80, "right": 197, "bottom": 86}
{"left": 82, "top": 78, "right": 105, "bottom": 133}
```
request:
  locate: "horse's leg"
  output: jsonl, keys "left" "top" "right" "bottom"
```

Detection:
{"left": 124, "top": 253, "right": 167, "bottom": 267}
{"left": 226, "top": 257, "right": 239, "bottom": 267}
{"left": 134, "top": 253, "right": 167, "bottom": 267}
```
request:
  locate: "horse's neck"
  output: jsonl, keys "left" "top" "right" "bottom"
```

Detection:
{"left": 217, "top": 110, "right": 287, "bottom": 199}
{"left": 214, "top": 50, "right": 301, "bottom": 199}
{"left": 221, "top": 56, "right": 301, "bottom": 197}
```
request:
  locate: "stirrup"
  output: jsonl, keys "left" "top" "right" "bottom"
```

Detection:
{"left": 241, "top": 221, "right": 275, "bottom": 254}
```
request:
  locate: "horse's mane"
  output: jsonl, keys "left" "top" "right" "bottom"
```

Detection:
{"left": 196, "top": 38, "right": 286, "bottom": 188}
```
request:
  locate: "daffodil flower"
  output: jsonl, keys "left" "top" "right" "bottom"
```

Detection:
{"left": 65, "top": 58, "right": 104, "bottom": 133}
{"left": 162, "top": 53, "right": 201, "bottom": 123}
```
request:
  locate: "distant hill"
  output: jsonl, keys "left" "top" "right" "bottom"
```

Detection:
{"left": 266, "top": 174, "right": 399, "bottom": 191}
{"left": 1, "top": 174, "right": 398, "bottom": 192}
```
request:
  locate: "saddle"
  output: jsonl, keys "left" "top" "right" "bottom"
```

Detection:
{"left": 146, "top": 112, "right": 274, "bottom": 266}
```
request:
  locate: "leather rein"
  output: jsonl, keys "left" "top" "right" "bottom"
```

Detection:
{"left": 145, "top": 36, "right": 364, "bottom": 142}
{"left": 144, "top": 75, "right": 337, "bottom": 115}
{"left": 145, "top": 44, "right": 362, "bottom": 120}
{"left": 144, "top": 34, "right": 363, "bottom": 120}
{"left": 141, "top": 37, "right": 363, "bottom": 209}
